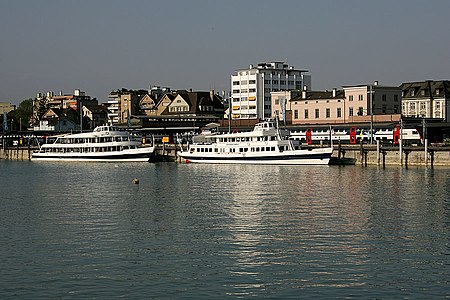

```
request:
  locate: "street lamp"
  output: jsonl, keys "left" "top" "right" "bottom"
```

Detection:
{"left": 369, "top": 84, "right": 374, "bottom": 144}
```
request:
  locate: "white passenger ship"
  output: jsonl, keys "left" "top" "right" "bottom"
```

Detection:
{"left": 32, "top": 126, "right": 155, "bottom": 162}
{"left": 178, "top": 120, "right": 333, "bottom": 165}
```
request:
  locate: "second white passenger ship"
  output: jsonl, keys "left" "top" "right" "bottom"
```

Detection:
{"left": 32, "top": 126, "right": 155, "bottom": 162}
{"left": 178, "top": 120, "right": 333, "bottom": 165}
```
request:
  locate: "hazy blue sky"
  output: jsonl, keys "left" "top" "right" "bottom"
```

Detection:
{"left": 1, "top": 0, "right": 449, "bottom": 105}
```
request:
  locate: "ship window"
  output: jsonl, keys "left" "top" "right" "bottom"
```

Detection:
{"left": 271, "top": 147, "right": 275, "bottom": 151}
{"left": 266, "top": 147, "right": 270, "bottom": 151}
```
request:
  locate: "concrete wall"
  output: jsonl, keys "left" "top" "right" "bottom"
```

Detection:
{"left": 336, "top": 146, "right": 450, "bottom": 167}
{"left": 1, "top": 148, "right": 33, "bottom": 161}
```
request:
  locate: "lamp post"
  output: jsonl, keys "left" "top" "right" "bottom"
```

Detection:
{"left": 369, "top": 84, "right": 374, "bottom": 144}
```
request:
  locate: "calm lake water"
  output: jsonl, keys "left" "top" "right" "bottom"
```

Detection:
{"left": 0, "top": 161, "right": 449, "bottom": 299}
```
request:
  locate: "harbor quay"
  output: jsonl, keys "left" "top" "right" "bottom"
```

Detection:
{"left": 3, "top": 142, "right": 450, "bottom": 167}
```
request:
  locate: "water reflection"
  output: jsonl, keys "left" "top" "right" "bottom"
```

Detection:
{"left": 0, "top": 162, "right": 448, "bottom": 298}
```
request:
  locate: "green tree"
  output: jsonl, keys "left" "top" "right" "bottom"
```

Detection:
{"left": 13, "top": 98, "right": 33, "bottom": 129}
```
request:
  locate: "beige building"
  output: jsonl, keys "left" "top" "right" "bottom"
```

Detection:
{"left": 107, "top": 89, "right": 148, "bottom": 124}
{"left": 0, "top": 102, "right": 15, "bottom": 115}
{"left": 343, "top": 82, "right": 401, "bottom": 122}
{"left": 272, "top": 82, "right": 402, "bottom": 125}
{"left": 272, "top": 88, "right": 345, "bottom": 125}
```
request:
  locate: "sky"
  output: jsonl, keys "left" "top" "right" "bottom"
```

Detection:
{"left": 1, "top": 0, "right": 450, "bottom": 105}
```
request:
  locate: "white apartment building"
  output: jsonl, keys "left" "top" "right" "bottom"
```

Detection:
{"left": 231, "top": 62, "right": 311, "bottom": 120}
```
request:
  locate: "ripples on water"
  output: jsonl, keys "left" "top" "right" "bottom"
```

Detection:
{"left": 0, "top": 161, "right": 449, "bottom": 298}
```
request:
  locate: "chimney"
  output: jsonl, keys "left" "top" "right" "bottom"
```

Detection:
{"left": 374, "top": 80, "right": 379, "bottom": 86}
{"left": 302, "top": 85, "right": 308, "bottom": 99}
{"left": 332, "top": 88, "right": 337, "bottom": 98}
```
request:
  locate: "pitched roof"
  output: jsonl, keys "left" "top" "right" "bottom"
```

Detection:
{"left": 161, "top": 91, "right": 224, "bottom": 115}
{"left": 291, "top": 90, "right": 344, "bottom": 101}
{"left": 84, "top": 104, "right": 108, "bottom": 114}
{"left": 401, "top": 80, "right": 450, "bottom": 99}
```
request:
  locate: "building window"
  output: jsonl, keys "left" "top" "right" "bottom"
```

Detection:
{"left": 249, "top": 80, "right": 256, "bottom": 84}
{"left": 315, "top": 109, "right": 319, "bottom": 119}
{"left": 420, "top": 102, "right": 426, "bottom": 110}
{"left": 382, "top": 94, "right": 387, "bottom": 101}
{"left": 232, "top": 89, "right": 239, "bottom": 93}
{"left": 275, "top": 99, "right": 279, "bottom": 105}
{"left": 337, "top": 108, "right": 342, "bottom": 118}
{"left": 249, "top": 88, "right": 256, "bottom": 93}
{"left": 305, "top": 109, "right": 309, "bottom": 119}
{"left": 272, "top": 80, "right": 278, "bottom": 84}
{"left": 349, "top": 95, "right": 354, "bottom": 101}
{"left": 241, "top": 80, "right": 247, "bottom": 85}
{"left": 294, "top": 110, "right": 298, "bottom": 119}
{"left": 264, "top": 80, "right": 271, "bottom": 84}
{"left": 358, "top": 95, "right": 363, "bottom": 101}
{"left": 349, "top": 107, "right": 354, "bottom": 116}
{"left": 394, "top": 95, "right": 399, "bottom": 102}
{"left": 233, "top": 81, "right": 239, "bottom": 85}
{"left": 326, "top": 108, "right": 330, "bottom": 118}
{"left": 436, "top": 102, "right": 441, "bottom": 109}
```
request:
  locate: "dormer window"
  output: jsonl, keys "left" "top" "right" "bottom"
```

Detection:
{"left": 436, "top": 89, "right": 440, "bottom": 95}
{"left": 410, "top": 90, "right": 414, "bottom": 96}
{"left": 421, "top": 90, "right": 426, "bottom": 96}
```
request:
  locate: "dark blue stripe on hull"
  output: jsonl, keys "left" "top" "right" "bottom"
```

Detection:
{"left": 183, "top": 153, "right": 332, "bottom": 161}
{"left": 33, "top": 153, "right": 152, "bottom": 160}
